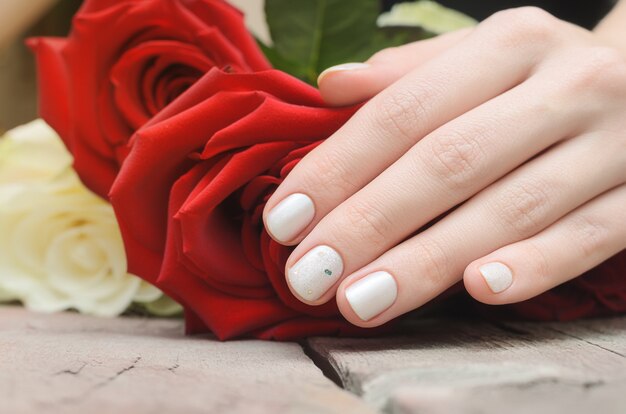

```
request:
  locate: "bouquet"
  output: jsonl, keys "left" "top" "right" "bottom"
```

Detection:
{"left": 2, "top": 0, "right": 623, "bottom": 340}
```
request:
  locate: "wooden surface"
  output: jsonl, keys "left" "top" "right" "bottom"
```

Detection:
{"left": 307, "top": 317, "right": 626, "bottom": 414}
{"left": 1, "top": 307, "right": 626, "bottom": 413}
{"left": 0, "top": 307, "right": 374, "bottom": 414}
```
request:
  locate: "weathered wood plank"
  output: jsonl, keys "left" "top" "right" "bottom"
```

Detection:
{"left": 542, "top": 316, "right": 626, "bottom": 356}
{"left": 0, "top": 306, "right": 376, "bottom": 414}
{"left": 389, "top": 379, "right": 626, "bottom": 414}
{"left": 306, "top": 316, "right": 626, "bottom": 414}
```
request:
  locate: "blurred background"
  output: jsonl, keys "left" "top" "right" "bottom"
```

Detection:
{"left": 0, "top": 0, "right": 615, "bottom": 133}
{"left": 0, "top": 0, "right": 80, "bottom": 133}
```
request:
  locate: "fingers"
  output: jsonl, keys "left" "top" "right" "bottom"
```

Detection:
{"left": 317, "top": 28, "right": 471, "bottom": 106}
{"left": 333, "top": 131, "right": 625, "bottom": 326}
{"left": 281, "top": 61, "right": 597, "bottom": 305}
{"left": 464, "top": 185, "right": 626, "bottom": 304}
{"left": 264, "top": 11, "right": 565, "bottom": 246}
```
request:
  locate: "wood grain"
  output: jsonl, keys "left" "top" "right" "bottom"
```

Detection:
{"left": 306, "top": 316, "right": 626, "bottom": 414}
{"left": 3, "top": 306, "right": 626, "bottom": 413}
{"left": 0, "top": 306, "right": 375, "bottom": 414}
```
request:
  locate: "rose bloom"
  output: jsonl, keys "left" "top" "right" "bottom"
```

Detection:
{"left": 0, "top": 120, "right": 171, "bottom": 316}
{"left": 110, "top": 69, "right": 399, "bottom": 340}
{"left": 29, "top": 0, "right": 270, "bottom": 198}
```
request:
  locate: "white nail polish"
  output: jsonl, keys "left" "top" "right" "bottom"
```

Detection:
{"left": 287, "top": 245, "right": 343, "bottom": 301}
{"left": 266, "top": 193, "right": 315, "bottom": 243}
{"left": 345, "top": 271, "right": 397, "bottom": 321}
{"left": 318, "top": 62, "right": 370, "bottom": 82}
{"left": 479, "top": 262, "right": 513, "bottom": 293}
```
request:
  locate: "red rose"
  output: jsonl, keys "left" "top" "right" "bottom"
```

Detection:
{"left": 110, "top": 68, "right": 395, "bottom": 340}
{"left": 29, "top": 0, "right": 270, "bottom": 198}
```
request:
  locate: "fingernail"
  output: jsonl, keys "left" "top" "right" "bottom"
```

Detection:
{"left": 266, "top": 193, "right": 315, "bottom": 243}
{"left": 287, "top": 245, "right": 343, "bottom": 301}
{"left": 318, "top": 62, "right": 370, "bottom": 83}
{"left": 345, "top": 271, "right": 397, "bottom": 321}
{"left": 479, "top": 262, "right": 513, "bottom": 293}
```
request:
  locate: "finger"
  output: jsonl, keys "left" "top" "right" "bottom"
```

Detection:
{"left": 264, "top": 8, "right": 569, "bottom": 246}
{"left": 464, "top": 185, "right": 626, "bottom": 304}
{"left": 317, "top": 28, "right": 472, "bottom": 106}
{"left": 283, "top": 52, "right": 602, "bottom": 305}
{"left": 334, "top": 130, "right": 625, "bottom": 326}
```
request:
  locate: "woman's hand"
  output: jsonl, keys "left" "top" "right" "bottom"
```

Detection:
{"left": 262, "top": 7, "right": 626, "bottom": 327}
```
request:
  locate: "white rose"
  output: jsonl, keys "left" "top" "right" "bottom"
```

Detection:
{"left": 0, "top": 120, "right": 181, "bottom": 316}
{"left": 377, "top": 1, "right": 476, "bottom": 35}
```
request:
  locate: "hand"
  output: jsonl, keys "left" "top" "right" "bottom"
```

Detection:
{"left": 262, "top": 7, "right": 626, "bottom": 327}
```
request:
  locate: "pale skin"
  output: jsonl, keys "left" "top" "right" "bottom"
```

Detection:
{"left": 263, "top": 4, "right": 626, "bottom": 327}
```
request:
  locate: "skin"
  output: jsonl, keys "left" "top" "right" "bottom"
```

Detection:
{"left": 263, "top": 3, "right": 626, "bottom": 328}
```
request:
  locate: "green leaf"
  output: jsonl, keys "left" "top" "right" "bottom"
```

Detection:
{"left": 265, "top": 0, "right": 384, "bottom": 84}
{"left": 263, "top": 0, "right": 467, "bottom": 83}
{"left": 257, "top": 39, "right": 308, "bottom": 81}
{"left": 370, "top": 26, "right": 429, "bottom": 52}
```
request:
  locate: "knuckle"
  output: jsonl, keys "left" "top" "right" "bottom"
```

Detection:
{"left": 610, "top": 61, "right": 626, "bottom": 96}
{"left": 566, "top": 213, "right": 611, "bottom": 258}
{"left": 568, "top": 47, "right": 626, "bottom": 95}
{"left": 524, "top": 240, "right": 552, "bottom": 284}
{"left": 494, "top": 179, "right": 552, "bottom": 237}
{"left": 401, "top": 237, "right": 452, "bottom": 288}
{"left": 421, "top": 128, "right": 486, "bottom": 191}
{"left": 485, "top": 7, "right": 557, "bottom": 48}
{"left": 341, "top": 199, "right": 395, "bottom": 246}
{"left": 303, "top": 149, "right": 358, "bottom": 195}
{"left": 373, "top": 85, "right": 433, "bottom": 143}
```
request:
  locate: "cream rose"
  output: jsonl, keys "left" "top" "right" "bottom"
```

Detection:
{"left": 0, "top": 120, "right": 181, "bottom": 316}
{"left": 377, "top": 1, "right": 476, "bottom": 34}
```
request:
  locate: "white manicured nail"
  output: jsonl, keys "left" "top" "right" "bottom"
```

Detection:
{"left": 345, "top": 271, "right": 397, "bottom": 321}
{"left": 287, "top": 245, "right": 343, "bottom": 301}
{"left": 318, "top": 62, "right": 370, "bottom": 82}
{"left": 266, "top": 193, "right": 315, "bottom": 242}
{"left": 479, "top": 262, "right": 513, "bottom": 293}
